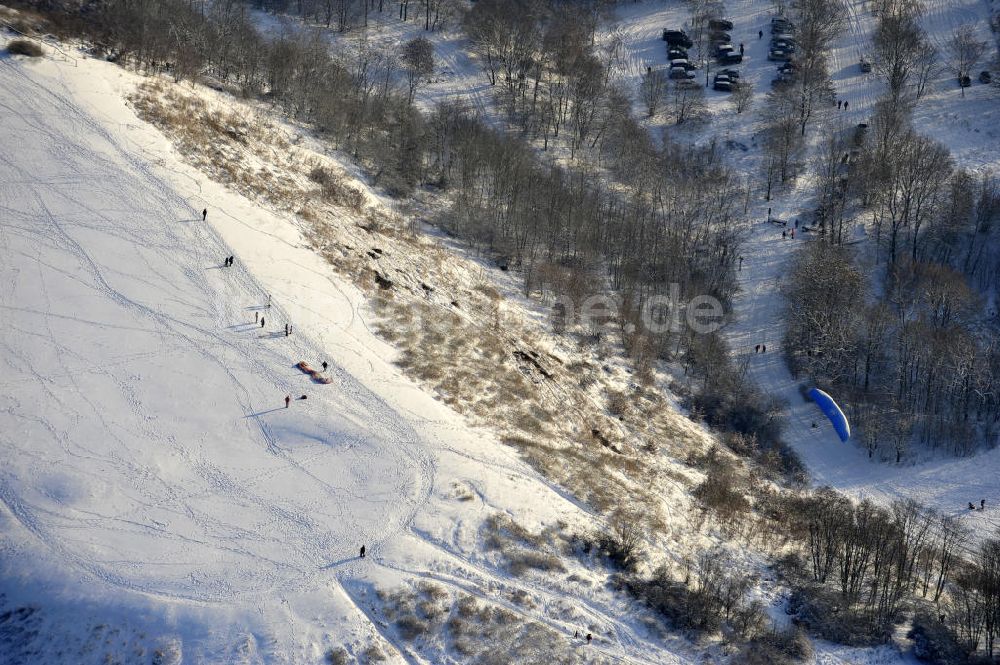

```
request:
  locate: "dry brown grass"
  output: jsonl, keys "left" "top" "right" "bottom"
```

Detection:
{"left": 7, "top": 38, "right": 43, "bottom": 57}
{"left": 133, "top": 77, "right": 713, "bottom": 554}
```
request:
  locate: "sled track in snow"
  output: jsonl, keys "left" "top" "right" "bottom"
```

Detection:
{"left": 0, "top": 56, "right": 436, "bottom": 604}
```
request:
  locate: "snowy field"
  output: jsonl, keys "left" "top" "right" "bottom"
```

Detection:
{"left": 1, "top": 0, "right": 999, "bottom": 658}
{"left": 0, "top": 44, "right": 695, "bottom": 663}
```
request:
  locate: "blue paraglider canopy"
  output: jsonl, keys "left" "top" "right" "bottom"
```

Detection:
{"left": 808, "top": 387, "right": 851, "bottom": 442}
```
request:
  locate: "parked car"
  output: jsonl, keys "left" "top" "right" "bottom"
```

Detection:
{"left": 771, "top": 38, "right": 796, "bottom": 52}
{"left": 710, "top": 31, "right": 731, "bottom": 44}
{"left": 980, "top": 70, "right": 993, "bottom": 84}
{"left": 670, "top": 58, "right": 697, "bottom": 71}
{"left": 719, "top": 68, "right": 741, "bottom": 80}
{"left": 716, "top": 43, "right": 735, "bottom": 57}
{"left": 668, "top": 47, "right": 688, "bottom": 60}
{"left": 718, "top": 52, "right": 744, "bottom": 64}
{"left": 663, "top": 30, "right": 693, "bottom": 48}
{"left": 713, "top": 76, "right": 734, "bottom": 92}
{"left": 769, "top": 48, "right": 792, "bottom": 61}
{"left": 709, "top": 18, "right": 734, "bottom": 31}
{"left": 669, "top": 66, "right": 697, "bottom": 80}
{"left": 771, "top": 17, "right": 794, "bottom": 32}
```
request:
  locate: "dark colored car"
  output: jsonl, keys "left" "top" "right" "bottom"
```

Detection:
{"left": 713, "top": 77, "right": 733, "bottom": 92}
{"left": 718, "top": 52, "right": 744, "bottom": 64}
{"left": 663, "top": 30, "right": 694, "bottom": 48}
{"left": 668, "top": 47, "right": 688, "bottom": 60}
{"left": 709, "top": 18, "right": 734, "bottom": 31}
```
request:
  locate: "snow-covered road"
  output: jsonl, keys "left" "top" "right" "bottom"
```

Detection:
{"left": 0, "top": 54, "right": 432, "bottom": 602}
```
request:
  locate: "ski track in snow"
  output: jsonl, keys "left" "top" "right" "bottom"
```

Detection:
{"left": 0, "top": 42, "right": 695, "bottom": 664}
{"left": 0, "top": 54, "right": 434, "bottom": 605}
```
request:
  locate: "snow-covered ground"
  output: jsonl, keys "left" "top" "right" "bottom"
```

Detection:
{"left": 2, "top": 0, "right": 998, "bottom": 657}
{"left": 680, "top": 0, "right": 1000, "bottom": 541}
{"left": 593, "top": 0, "right": 1000, "bottom": 540}
{"left": 0, "top": 41, "right": 696, "bottom": 664}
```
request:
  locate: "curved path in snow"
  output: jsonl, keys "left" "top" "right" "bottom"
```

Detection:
{"left": 0, "top": 55, "right": 433, "bottom": 602}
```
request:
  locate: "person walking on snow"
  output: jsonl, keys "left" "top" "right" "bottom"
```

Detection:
{"left": 762, "top": 344, "right": 766, "bottom": 353}
{"left": 755, "top": 344, "right": 760, "bottom": 353}
{"left": 739, "top": 43, "right": 744, "bottom": 56}
{"left": 322, "top": 361, "right": 328, "bottom": 371}
{"left": 982, "top": 498, "right": 986, "bottom": 509}
{"left": 255, "top": 312, "right": 259, "bottom": 323}
{"left": 758, "top": 29, "right": 763, "bottom": 39}
{"left": 359, "top": 545, "right": 366, "bottom": 558}
{"left": 739, "top": 255, "right": 744, "bottom": 271}
{"left": 228, "top": 256, "right": 234, "bottom": 267}
{"left": 782, "top": 230, "right": 787, "bottom": 239}
{"left": 202, "top": 208, "right": 207, "bottom": 221}
{"left": 285, "top": 323, "right": 289, "bottom": 337}
{"left": 843, "top": 100, "right": 849, "bottom": 110}
{"left": 285, "top": 395, "right": 290, "bottom": 408}
{"left": 260, "top": 317, "right": 265, "bottom": 328}
{"left": 838, "top": 100, "right": 842, "bottom": 109}
{"left": 791, "top": 228, "right": 795, "bottom": 239}
{"left": 267, "top": 294, "right": 272, "bottom": 309}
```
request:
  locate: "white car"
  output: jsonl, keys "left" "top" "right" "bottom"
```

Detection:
{"left": 669, "top": 66, "right": 697, "bottom": 80}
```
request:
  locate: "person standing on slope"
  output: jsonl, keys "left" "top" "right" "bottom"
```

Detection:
{"left": 202, "top": 208, "right": 207, "bottom": 221}
{"left": 359, "top": 545, "right": 366, "bottom": 558}
{"left": 260, "top": 317, "right": 265, "bottom": 328}
{"left": 285, "top": 395, "right": 290, "bottom": 408}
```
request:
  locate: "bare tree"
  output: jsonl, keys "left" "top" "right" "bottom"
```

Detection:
{"left": 670, "top": 82, "right": 705, "bottom": 125}
{"left": 873, "top": 13, "right": 928, "bottom": 102}
{"left": 402, "top": 36, "right": 434, "bottom": 104}
{"left": 639, "top": 67, "right": 666, "bottom": 117}
{"left": 948, "top": 25, "right": 988, "bottom": 96}
{"left": 731, "top": 79, "right": 754, "bottom": 114}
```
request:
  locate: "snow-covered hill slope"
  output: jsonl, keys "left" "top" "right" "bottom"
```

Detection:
{"left": 0, "top": 43, "right": 695, "bottom": 664}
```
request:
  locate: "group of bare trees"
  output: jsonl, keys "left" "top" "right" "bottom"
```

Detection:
{"left": 779, "top": 487, "right": 1000, "bottom": 661}
{"left": 781, "top": 490, "right": 967, "bottom": 636}
{"left": 872, "top": 0, "right": 937, "bottom": 105}
{"left": 784, "top": 57, "right": 1000, "bottom": 460}
{"left": 759, "top": 0, "right": 844, "bottom": 199}
{"left": 785, "top": 221, "right": 1000, "bottom": 462}
{"left": 251, "top": 0, "right": 460, "bottom": 31}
